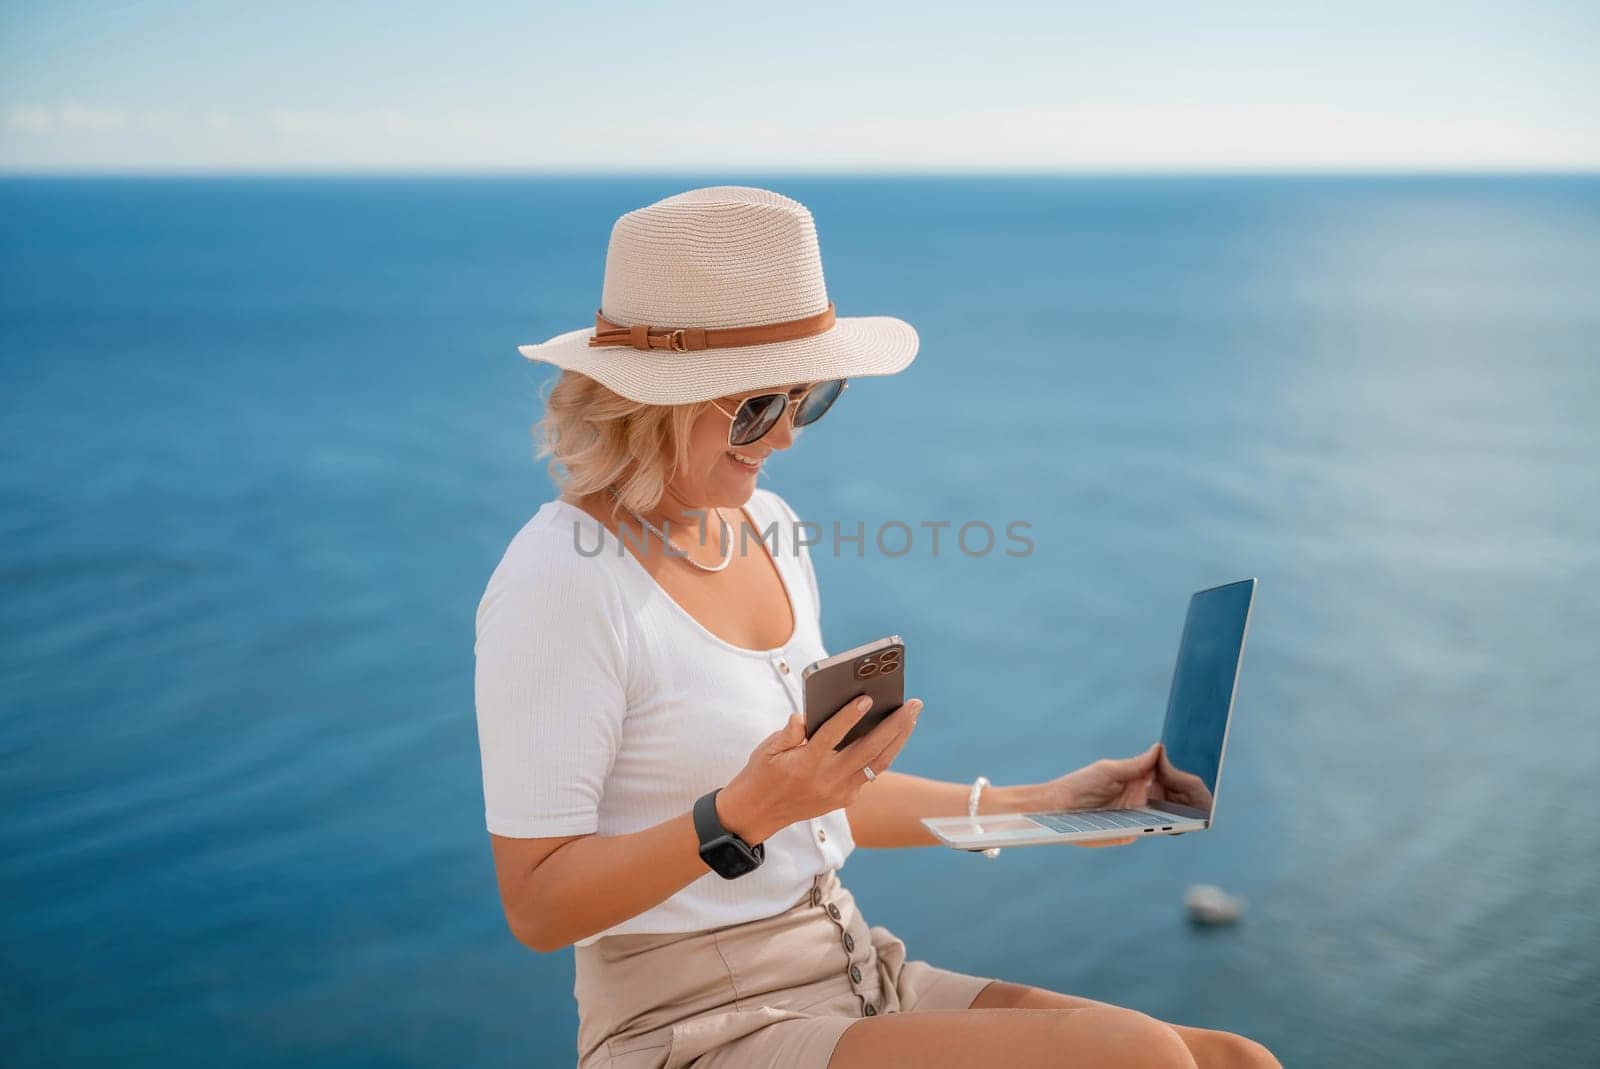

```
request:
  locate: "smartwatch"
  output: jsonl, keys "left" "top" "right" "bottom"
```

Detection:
{"left": 694, "top": 787, "right": 765, "bottom": 879}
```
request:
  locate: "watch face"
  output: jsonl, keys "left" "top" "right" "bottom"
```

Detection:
{"left": 702, "top": 836, "right": 762, "bottom": 879}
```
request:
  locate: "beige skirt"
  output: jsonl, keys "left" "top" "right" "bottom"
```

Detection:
{"left": 574, "top": 866, "right": 998, "bottom": 1069}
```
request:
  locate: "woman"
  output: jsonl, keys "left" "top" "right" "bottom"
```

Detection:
{"left": 474, "top": 186, "right": 1280, "bottom": 1068}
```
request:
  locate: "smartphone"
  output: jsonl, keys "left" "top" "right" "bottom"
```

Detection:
{"left": 801, "top": 635, "right": 905, "bottom": 752}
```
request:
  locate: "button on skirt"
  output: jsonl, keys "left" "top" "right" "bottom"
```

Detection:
{"left": 573, "top": 866, "right": 998, "bottom": 1069}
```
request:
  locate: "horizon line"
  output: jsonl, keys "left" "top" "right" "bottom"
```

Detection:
{"left": 3, "top": 165, "right": 1598, "bottom": 180}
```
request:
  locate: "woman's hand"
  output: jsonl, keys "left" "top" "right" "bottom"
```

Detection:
{"left": 1028, "top": 743, "right": 1164, "bottom": 847}
{"left": 1150, "top": 746, "right": 1214, "bottom": 813}
{"left": 718, "top": 696, "right": 923, "bottom": 844}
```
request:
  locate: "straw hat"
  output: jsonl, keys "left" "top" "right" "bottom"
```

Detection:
{"left": 517, "top": 186, "right": 919, "bottom": 405}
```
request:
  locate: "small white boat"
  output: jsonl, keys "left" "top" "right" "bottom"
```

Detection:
{"left": 1184, "top": 883, "right": 1245, "bottom": 925}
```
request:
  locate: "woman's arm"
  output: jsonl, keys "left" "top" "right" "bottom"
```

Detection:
{"left": 496, "top": 703, "right": 918, "bottom": 951}
{"left": 492, "top": 781, "right": 772, "bottom": 952}
{"left": 843, "top": 770, "right": 1043, "bottom": 849}
{"left": 843, "top": 745, "right": 1170, "bottom": 850}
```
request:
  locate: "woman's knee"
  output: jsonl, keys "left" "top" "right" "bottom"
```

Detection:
{"left": 1054, "top": 1006, "right": 1198, "bottom": 1068}
{"left": 1182, "top": 1027, "right": 1282, "bottom": 1069}
{"left": 1235, "top": 1034, "right": 1283, "bottom": 1069}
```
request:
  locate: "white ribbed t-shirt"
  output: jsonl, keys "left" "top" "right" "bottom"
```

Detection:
{"left": 473, "top": 485, "right": 854, "bottom": 947}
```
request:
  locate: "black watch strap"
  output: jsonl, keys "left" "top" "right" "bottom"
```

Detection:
{"left": 694, "top": 787, "right": 765, "bottom": 847}
{"left": 694, "top": 788, "right": 765, "bottom": 876}
{"left": 692, "top": 788, "right": 720, "bottom": 844}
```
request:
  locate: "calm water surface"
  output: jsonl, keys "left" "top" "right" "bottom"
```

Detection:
{"left": 2, "top": 174, "right": 1597, "bottom": 1066}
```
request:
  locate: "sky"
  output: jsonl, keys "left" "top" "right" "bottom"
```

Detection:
{"left": 2, "top": 1, "right": 1597, "bottom": 173}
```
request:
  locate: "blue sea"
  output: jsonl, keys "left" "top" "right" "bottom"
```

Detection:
{"left": 2, "top": 174, "right": 1597, "bottom": 1067}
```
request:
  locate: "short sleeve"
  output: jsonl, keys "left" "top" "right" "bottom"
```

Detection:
{"left": 760, "top": 488, "right": 822, "bottom": 630}
{"left": 473, "top": 535, "right": 629, "bottom": 838}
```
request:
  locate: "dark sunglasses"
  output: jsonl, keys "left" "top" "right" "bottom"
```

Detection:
{"left": 710, "top": 379, "right": 848, "bottom": 448}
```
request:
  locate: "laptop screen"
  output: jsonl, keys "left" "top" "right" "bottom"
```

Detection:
{"left": 1156, "top": 578, "right": 1255, "bottom": 819}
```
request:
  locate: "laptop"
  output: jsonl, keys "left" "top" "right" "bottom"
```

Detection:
{"left": 921, "top": 578, "right": 1256, "bottom": 850}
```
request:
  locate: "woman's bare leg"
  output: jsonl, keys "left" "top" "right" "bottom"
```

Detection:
{"left": 969, "top": 980, "right": 1282, "bottom": 1069}
{"left": 826, "top": 1002, "right": 1199, "bottom": 1068}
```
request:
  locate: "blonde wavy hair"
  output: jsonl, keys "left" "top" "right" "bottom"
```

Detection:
{"left": 533, "top": 370, "right": 712, "bottom": 517}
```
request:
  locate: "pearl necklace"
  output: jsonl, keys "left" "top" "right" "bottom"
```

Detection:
{"left": 606, "top": 487, "right": 733, "bottom": 573}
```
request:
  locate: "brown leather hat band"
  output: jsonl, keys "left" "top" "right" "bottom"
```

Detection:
{"left": 588, "top": 301, "right": 836, "bottom": 352}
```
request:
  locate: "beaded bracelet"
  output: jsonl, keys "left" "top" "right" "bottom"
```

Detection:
{"left": 968, "top": 776, "right": 1001, "bottom": 859}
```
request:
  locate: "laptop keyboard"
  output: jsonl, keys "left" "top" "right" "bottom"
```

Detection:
{"left": 1029, "top": 809, "right": 1179, "bottom": 833}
